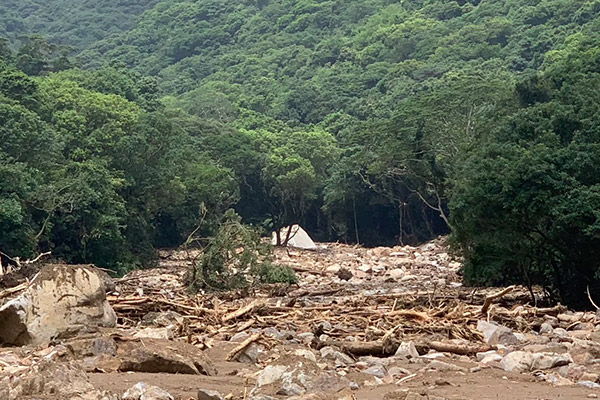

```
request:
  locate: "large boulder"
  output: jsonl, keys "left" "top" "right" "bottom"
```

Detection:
{"left": 0, "top": 264, "right": 117, "bottom": 346}
{"left": 117, "top": 339, "right": 217, "bottom": 376}
{"left": 0, "top": 360, "right": 117, "bottom": 400}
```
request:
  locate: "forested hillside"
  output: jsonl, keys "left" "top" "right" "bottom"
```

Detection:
{"left": 1, "top": 0, "right": 600, "bottom": 306}
{"left": 0, "top": 0, "right": 159, "bottom": 48}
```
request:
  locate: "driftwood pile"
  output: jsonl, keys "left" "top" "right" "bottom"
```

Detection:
{"left": 107, "top": 239, "right": 572, "bottom": 359}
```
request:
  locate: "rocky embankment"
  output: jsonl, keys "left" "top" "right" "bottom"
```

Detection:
{"left": 1, "top": 238, "right": 600, "bottom": 399}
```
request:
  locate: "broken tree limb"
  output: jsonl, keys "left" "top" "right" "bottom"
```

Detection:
{"left": 387, "top": 309, "right": 431, "bottom": 322}
{"left": 222, "top": 299, "right": 263, "bottom": 323}
{"left": 481, "top": 285, "right": 515, "bottom": 314}
{"left": 427, "top": 341, "right": 494, "bottom": 356}
{"left": 226, "top": 333, "right": 261, "bottom": 361}
{"left": 587, "top": 285, "right": 600, "bottom": 311}
{"left": 321, "top": 339, "right": 398, "bottom": 357}
{"left": 0, "top": 282, "right": 28, "bottom": 299}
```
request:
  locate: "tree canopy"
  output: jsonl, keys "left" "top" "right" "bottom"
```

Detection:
{"left": 1, "top": 0, "right": 600, "bottom": 305}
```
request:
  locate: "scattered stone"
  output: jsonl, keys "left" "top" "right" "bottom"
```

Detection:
{"left": 388, "top": 269, "right": 404, "bottom": 280}
{"left": 123, "top": 382, "right": 174, "bottom": 400}
{"left": 553, "top": 328, "right": 570, "bottom": 338}
{"left": 531, "top": 353, "right": 572, "bottom": 370}
{"left": 230, "top": 331, "right": 251, "bottom": 342}
{"left": 427, "top": 360, "right": 464, "bottom": 372}
{"left": 133, "top": 327, "right": 174, "bottom": 340}
{"left": 477, "top": 320, "right": 520, "bottom": 346}
{"left": 257, "top": 365, "right": 288, "bottom": 387}
{"left": 480, "top": 353, "right": 503, "bottom": 364}
{"left": 320, "top": 346, "right": 355, "bottom": 366}
{"left": 277, "top": 381, "right": 305, "bottom": 396}
{"left": 395, "top": 341, "right": 419, "bottom": 359}
{"left": 579, "top": 381, "right": 600, "bottom": 389}
{"left": 388, "top": 366, "right": 411, "bottom": 378}
{"left": 197, "top": 389, "right": 225, "bottom": 400}
{"left": 500, "top": 351, "right": 534, "bottom": 373}
{"left": 364, "top": 364, "right": 387, "bottom": 378}
{"left": 238, "top": 343, "right": 261, "bottom": 364}
{"left": 337, "top": 268, "right": 353, "bottom": 281}
{"left": 294, "top": 349, "right": 317, "bottom": 363}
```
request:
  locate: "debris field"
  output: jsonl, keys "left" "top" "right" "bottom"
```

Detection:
{"left": 1, "top": 237, "right": 600, "bottom": 399}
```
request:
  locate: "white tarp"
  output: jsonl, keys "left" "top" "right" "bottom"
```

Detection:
{"left": 271, "top": 225, "right": 317, "bottom": 250}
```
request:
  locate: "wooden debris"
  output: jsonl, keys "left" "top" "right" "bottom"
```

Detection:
{"left": 427, "top": 341, "right": 494, "bottom": 356}
{"left": 387, "top": 309, "right": 431, "bottom": 321}
{"left": 481, "top": 285, "right": 515, "bottom": 314}
{"left": 226, "top": 333, "right": 261, "bottom": 361}
{"left": 222, "top": 300, "right": 263, "bottom": 323}
{"left": 321, "top": 339, "right": 398, "bottom": 357}
{"left": 0, "top": 282, "right": 28, "bottom": 299}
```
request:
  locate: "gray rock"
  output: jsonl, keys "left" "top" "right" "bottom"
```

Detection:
{"left": 294, "top": 349, "right": 317, "bottom": 363}
{"left": 500, "top": 351, "right": 534, "bottom": 373}
{"left": 320, "top": 346, "right": 354, "bottom": 366}
{"left": 133, "top": 327, "right": 174, "bottom": 340}
{"left": 230, "top": 331, "right": 250, "bottom": 343}
{"left": 197, "top": 389, "right": 225, "bottom": 400}
{"left": 578, "top": 381, "right": 600, "bottom": 389}
{"left": 395, "top": 341, "right": 419, "bottom": 359}
{"left": 531, "top": 353, "right": 572, "bottom": 370}
{"left": 477, "top": 320, "right": 520, "bottom": 346}
{"left": 539, "top": 323, "right": 554, "bottom": 335}
{"left": 277, "top": 381, "right": 305, "bottom": 396}
{"left": 257, "top": 365, "right": 288, "bottom": 387}
{"left": 297, "top": 332, "right": 315, "bottom": 344}
{"left": 123, "top": 382, "right": 174, "bottom": 400}
{"left": 428, "top": 360, "right": 464, "bottom": 372}
{"left": 349, "top": 382, "right": 360, "bottom": 390}
{"left": 92, "top": 337, "right": 118, "bottom": 357}
{"left": 262, "top": 327, "right": 281, "bottom": 338}
{"left": 364, "top": 364, "right": 387, "bottom": 378}
{"left": 0, "top": 265, "right": 116, "bottom": 345}
{"left": 117, "top": 339, "right": 216, "bottom": 376}
{"left": 317, "top": 321, "right": 333, "bottom": 332}
{"left": 388, "top": 366, "right": 411, "bottom": 378}
{"left": 553, "top": 328, "right": 569, "bottom": 338}
{"left": 237, "top": 342, "right": 260, "bottom": 364}
{"left": 480, "top": 353, "right": 503, "bottom": 364}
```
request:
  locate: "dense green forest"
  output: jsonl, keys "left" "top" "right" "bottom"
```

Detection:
{"left": 1, "top": 0, "right": 600, "bottom": 306}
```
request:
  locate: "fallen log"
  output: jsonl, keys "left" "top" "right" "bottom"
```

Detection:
{"left": 222, "top": 299, "right": 263, "bottom": 323}
{"left": 427, "top": 341, "right": 494, "bottom": 356}
{"left": 321, "top": 339, "right": 398, "bottom": 357}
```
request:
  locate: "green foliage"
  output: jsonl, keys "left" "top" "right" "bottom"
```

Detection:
{"left": 0, "top": 52, "right": 237, "bottom": 271}
{"left": 253, "top": 263, "right": 298, "bottom": 285}
{"left": 190, "top": 210, "right": 294, "bottom": 291}
{"left": 450, "top": 35, "right": 600, "bottom": 307}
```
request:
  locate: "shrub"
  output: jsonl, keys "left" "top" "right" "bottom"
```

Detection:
{"left": 189, "top": 210, "right": 296, "bottom": 291}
